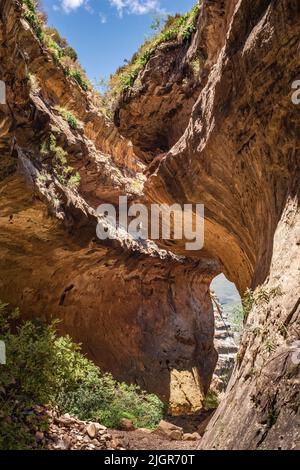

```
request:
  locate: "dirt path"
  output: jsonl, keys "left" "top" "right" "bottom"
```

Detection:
{"left": 108, "top": 412, "right": 213, "bottom": 450}
{"left": 43, "top": 411, "right": 213, "bottom": 451}
{"left": 109, "top": 429, "right": 200, "bottom": 451}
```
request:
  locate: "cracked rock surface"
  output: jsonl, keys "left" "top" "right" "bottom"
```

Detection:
{"left": 0, "top": 0, "right": 299, "bottom": 448}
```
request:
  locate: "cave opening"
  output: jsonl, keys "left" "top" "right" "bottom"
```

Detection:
{"left": 210, "top": 274, "right": 243, "bottom": 393}
{"left": 167, "top": 274, "right": 243, "bottom": 433}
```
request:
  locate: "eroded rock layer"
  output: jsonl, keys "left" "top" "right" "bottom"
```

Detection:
{"left": 0, "top": 0, "right": 300, "bottom": 448}
{"left": 140, "top": 0, "right": 300, "bottom": 449}
{"left": 0, "top": 175, "right": 219, "bottom": 412}
{"left": 0, "top": 0, "right": 218, "bottom": 414}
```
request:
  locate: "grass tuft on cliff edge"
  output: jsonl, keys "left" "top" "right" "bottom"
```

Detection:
{"left": 0, "top": 301, "right": 165, "bottom": 450}
{"left": 107, "top": 2, "right": 200, "bottom": 98}
{"left": 22, "top": 0, "right": 89, "bottom": 92}
{"left": 21, "top": 1, "right": 200, "bottom": 117}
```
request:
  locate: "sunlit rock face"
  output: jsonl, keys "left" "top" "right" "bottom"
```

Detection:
{"left": 116, "top": 0, "right": 300, "bottom": 448}
{"left": 0, "top": 0, "right": 218, "bottom": 412}
{"left": 141, "top": 0, "right": 300, "bottom": 449}
{"left": 1, "top": 0, "right": 300, "bottom": 447}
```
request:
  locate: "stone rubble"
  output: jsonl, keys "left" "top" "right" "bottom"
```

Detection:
{"left": 154, "top": 420, "right": 200, "bottom": 442}
{"left": 36, "top": 412, "right": 202, "bottom": 450}
{"left": 44, "top": 411, "right": 126, "bottom": 451}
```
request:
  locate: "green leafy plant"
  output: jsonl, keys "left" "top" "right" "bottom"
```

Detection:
{"left": 44, "top": 36, "right": 64, "bottom": 62}
{"left": 68, "top": 172, "right": 81, "bottom": 189}
{"left": 241, "top": 286, "right": 283, "bottom": 323}
{"left": 265, "top": 338, "right": 277, "bottom": 353}
{"left": 36, "top": 172, "right": 50, "bottom": 185}
{"left": 242, "top": 288, "right": 255, "bottom": 322}
{"left": 203, "top": 389, "right": 220, "bottom": 411}
{"left": 230, "top": 304, "right": 245, "bottom": 332}
{"left": 108, "top": 2, "right": 200, "bottom": 94}
{"left": 64, "top": 46, "right": 78, "bottom": 61}
{"left": 64, "top": 68, "right": 89, "bottom": 91}
{"left": 190, "top": 57, "right": 201, "bottom": 79}
{"left": 22, "top": 4, "right": 90, "bottom": 97}
{"left": 22, "top": 5, "right": 79, "bottom": 64}
{"left": 0, "top": 301, "right": 165, "bottom": 449}
{"left": 43, "top": 28, "right": 78, "bottom": 62}
{"left": 23, "top": 0, "right": 44, "bottom": 41}
{"left": 44, "top": 27, "right": 67, "bottom": 48}
{"left": 181, "top": 9, "right": 198, "bottom": 41}
{"left": 256, "top": 286, "right": 283, "bottom": 304}
{"left": 55, "top": 107, "right": 78, "bottom": 130}
{"left": 40, "top": 134, "right": 79, "bottom": 188}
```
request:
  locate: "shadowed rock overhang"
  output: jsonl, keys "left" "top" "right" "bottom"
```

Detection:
{"left": 0, "top": 0, "right": 299, "bottom": 449}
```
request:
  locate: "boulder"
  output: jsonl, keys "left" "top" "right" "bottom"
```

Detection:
{"left": 120, "top": 418, "right": 135, "bottom": 431}
{"left": 85, "top": 423, "right": 103, "bottom": 439}
{"left": 183, "top": 432, "right": 201, "bottom": 441}
{"left": 138, "top": 428, "right": 152, "bottom": 434}
{"left": 35, "top": 431, "right": 44, "bottom": 441}
{"left": 155, "top": 420, "right": 183, "bottom": 441}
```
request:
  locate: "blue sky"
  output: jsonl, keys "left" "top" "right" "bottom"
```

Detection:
{"left": 42, "top": 0, "right": 195, "bottom": 84}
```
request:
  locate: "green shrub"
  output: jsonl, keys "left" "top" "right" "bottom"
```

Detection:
{"left": 108, "top": 2, "right": 200, "bottom": 94}
{"left": 40, "top": 134, "right": 81, "bottom": 189}
{"left": 120, "top": 69, "right": 140, "bottom": 90}
{"left": 58, "top": 370, "right": 164, "bottom": 429}
{"left": 23, "top": 0, "right": 44, "bottom": 41}
{"left": 40, "top": 134, "right": 70, "bottom": 185}
{"left": 182, "top": 22, "right": 197, "bottom": 41}
{"left": 68, "top": 172, "right": 81, "bottom": 189}
{"left": 242, "top": 288, "right": 255, "bottom": 322}
{"left": 56, "top": 107, "right": 78, "bottom": 130}
{"left": 241, "top": 286, "right": 283, "bottom": 323}
{"left": 64, "top": 46, "right": 78, "bottom": 62}
{"left": 181, "top": 4, "right": 199, "bottom": 41}
{"left": 138, "top": 49, "right": 153, "bottom": 67}
{"left": 66, "top": 113, "right": 78, "bottom": 130}
{"left": 43, "top": 29, "right": 78, "bottom": 63}
{"left": 44, "top": 27, "right": 68, "bottom": 49}
{"left": 0, "top": 302, "right": 164, "bottom": 449}
{"left": 203, "top": 389, "right": 220, "bottom": 411}
{"left": 64, "top": 68, "right": 89, "bottom": 91}
{"left": 48, "top": 134, "right": 67, "bottom": 165}
{"left": 230, "top": 305, "right": 245, "bottom": 332}
{"left": 190, "top": 57, "right": 201, "bottom": 79}
{"left": 44, "top": 36, "right": 64, "bottom": 62}
{"left": 23, "top": 5, "right": 79, "bottom": 64}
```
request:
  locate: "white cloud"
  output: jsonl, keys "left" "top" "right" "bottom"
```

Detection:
{"left": 99, "top": 12, "right": 107, "bottom": 23}
{"left": 85, "top": 2, "right": 95, "bottom": 13}
{"left": 109, "top": 0, "right": 161, "bottom": 16}
{"left": 58, "top": 0, "right": 162, "bottom": 16}
{"left": 61, "top": 0, "right": 85, "bottom": 13}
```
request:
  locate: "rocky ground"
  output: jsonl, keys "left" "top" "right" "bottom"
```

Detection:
{"left": 37, "top": 412, "right": 206, "bottom": 451}
{"left": 108, "top": 429, "right": 200, "bottom": 451}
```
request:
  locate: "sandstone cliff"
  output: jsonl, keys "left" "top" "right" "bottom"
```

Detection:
{"left": 0, "top": 0, "right": 299, "bottom": 449}
{"left": 140, "top": 0, "right": 300, "bottom": 449}
{"left": 0, "top": 0, "right": 218, "bottom": 416}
